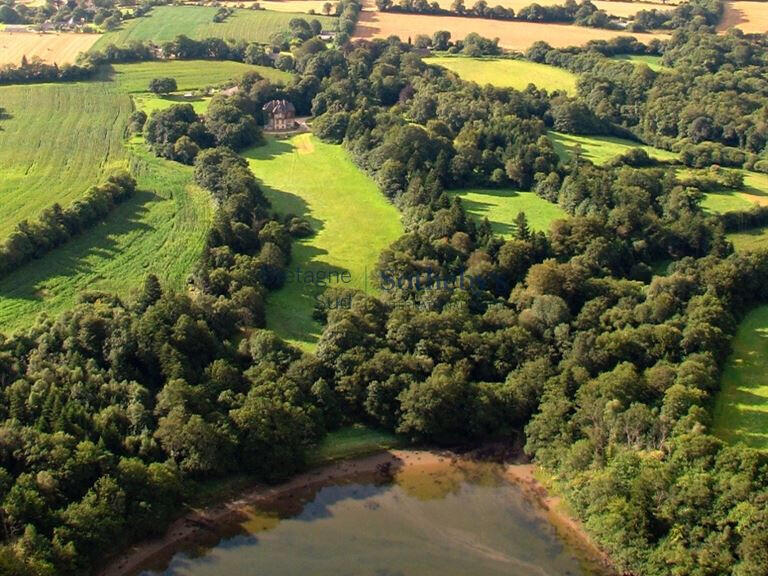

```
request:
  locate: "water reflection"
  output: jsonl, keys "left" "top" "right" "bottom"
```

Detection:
{"left": 140, "top": 457, "right": 595, "bottom": 576}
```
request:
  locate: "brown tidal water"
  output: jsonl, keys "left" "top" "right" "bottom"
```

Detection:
{"left": 140, "top": 459, "right": 598, "bottom": 576}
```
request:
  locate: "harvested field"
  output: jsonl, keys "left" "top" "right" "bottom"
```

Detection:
{"left": 353, "top": 3, "right": 669, "bottom": 50}
{"left": 0, "top": 31, "right": 100, "bottom": 65}
{"left": 431, "top": 0, "right": 675, "bottom": 18}
{"left": 718, "top": 1, "right": 768, "bottom": 34}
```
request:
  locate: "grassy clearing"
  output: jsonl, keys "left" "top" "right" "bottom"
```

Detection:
{"left": 426, "top": 56, "right": 577, "bottom": 94}
{"left": 307, "top": 425, "right": 404, "bottom": 466}
{"left": 94, "top": 5, "right": 336, "bottom": 49}
{"left": 728, "top": 227, "right": 768, "bottom": 252}
{"left": 611, "top": 54, "right": 668, "bottom": 72}
{"left": 676, "top": 168, "right": 768, "bottom": 214}
{"left": 713, "top": 305, "right": 768, "bottom": 451}
{"left": 0, "top": 31, "right": 101, "bottom": 65}
{"left": 244, "top": 134, "right": 402, "bottom": 349}
{"left": 451, "top": 189, "right": 565, "bottom": 238}
{"left": 0, "top": 81, "right": 132, "bottom": 238}
{"left": 549, "top": 131, "right": 678, "bottom": 166}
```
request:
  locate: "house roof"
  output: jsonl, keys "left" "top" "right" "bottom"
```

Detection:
{"left": 263, "top": 99, "right": 295, "bottom": 114}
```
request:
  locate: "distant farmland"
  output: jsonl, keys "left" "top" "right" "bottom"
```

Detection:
{"left": 426, "top": 56, "right": 578, "bottom": 94}
{"left": 0, "top": 31, "right": 100, "bottom": 65}
{"left": 430, "top": 0, "right": 675, "bottom": 18}
{"left": 93, "top": 5, "right": 337, "bottom": 48}
{"left": 718, "top": 1, "right": 768, "bottom": 34}
{"left": 353, "top": 3, "right": 670, "bottom": 50}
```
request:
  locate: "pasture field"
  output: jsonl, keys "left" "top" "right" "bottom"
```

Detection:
{"left": 549, "top": 131, "right": 678, "bottom": 165}
{"left": 713, "top": 305, "right": 768, "bottom": 451}
{"left": 0, "top": 31, "right": 101, "bottom": 65}
{"left": 354, "top": 1, "right": 669, "bottom": 50}
{"left": 0, "top": 81, "right": 132, "bottom": 238}
{"left": 718, "top": 1, "right": 768, "bottom": 34}
{"left": 0, "top": 141, "right": 213, "bottom": 332}
{"left": 430, "top": 0, "right": 675, "bottom": 18}
{"left": 244, "top": 134, "right": 403, "bottom": 348}
{"left": 611, "top": 54, "right": 667, "bottom": 72}
{"left": 253, "top": 1, "right": 334, "bottom": 13}
{"left": 93, "top": 5, "right": 336, "bottom": 49}
{"left": 111, "top": 60, "right": 292, "bottom": 93}
{"left": 677, "top": 168, "right": 768, "bottom": 214}
{"left": 728, "top": 227, "right": 768, "bottom": 252}
{"left": 425, "top": 56, "right": 577, "bottom": 94}
{"left": 451, "top": 189, "right": 566, "bottom": 238}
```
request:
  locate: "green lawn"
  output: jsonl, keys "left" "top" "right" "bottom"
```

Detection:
{"left": 244, "top": 134, "right": 403, "bottom": 349}
{"left": 0, "top": 81, "right": 132, "bottom": 238}
{"left": 425, "top": 56, "right": 578, "bottom": 95}
{"left": 93, "top": 5, "right": 337, "bottom": 49}
{"left": 713, "top": 305, "right": 768, "bottom": 451}
{"left": 549, "top": 131, "right": 678, "bottom": 166}
{"left": 611, "top": 54, "right": 668, "bottom": 72}
{"left": 451, "top": 189, "right": 566, "bottom": 238}
{"left": 307, "top": 425, "right": 404, "bottom": 466}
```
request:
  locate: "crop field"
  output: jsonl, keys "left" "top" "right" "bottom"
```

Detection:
{"left": 549, "top": 131, "right": 678, "bottom": 165}
{"left": 0, "top": 31, "right": 101, "bottom": 65}
{"left": 354, "top": 1, "right": 669, "bottom": 50}
{"left": 451, "top": 189, "right": 566, "bottom": 238}
{"left": 611, "top": 54, "right": 667, "bottom": 72}
{"left": 430, "top": 0, "right": 675, "bottom": 18}
{"left": 718, "top": 1, "right": 768, "bottom": 34}
{"left": 253, "top": 1, "right": 335, "bottom": 14}
{"left": 93, "top": 5, "right": 336, "bottom": 49}
{"left": 0, "top": 81, "right": 132, "bottom": 238}
{"left": 244, "top": 134, "right": 402, "bottom": 349}
{"left": 425, "top": 56, "right": 578, "bottom": 94}
{"left": 713, "top": 305, "right": 768, "bottom": 451}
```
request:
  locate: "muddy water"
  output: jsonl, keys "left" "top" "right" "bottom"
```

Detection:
{"left": 140, "top": 459, "right": 597, "bottom": 576}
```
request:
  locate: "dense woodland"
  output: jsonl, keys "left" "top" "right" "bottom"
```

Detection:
{"left": 1, "top": 1, "right": 768, "bottom": 575}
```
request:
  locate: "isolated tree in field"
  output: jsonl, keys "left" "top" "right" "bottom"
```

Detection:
{"left": 148, "top": 77, "right": 177, "bottom": 95}
{"left": 432, "top": 30, "right": 451, "bottom": 51}
{"left": 322, "top": 2, "right": 333, "bottom": 15}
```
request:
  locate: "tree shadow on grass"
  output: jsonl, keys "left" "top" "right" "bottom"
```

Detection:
{"left": 454, "top": 190, "right": 524, "bottom": 238}
{"left": 0, "top": 190, "right": 155, "bottom": 305}
{"left": 242, "top": 139, "right": 295, "bottom": 163}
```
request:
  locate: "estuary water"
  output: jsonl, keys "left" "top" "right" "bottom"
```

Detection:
{"left": 139, "top": 456, "right": 598, "bottom": 576}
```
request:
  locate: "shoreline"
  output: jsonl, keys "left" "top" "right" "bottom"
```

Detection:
{"left": 99, "top": 449, "right": 614, "bottom": 576}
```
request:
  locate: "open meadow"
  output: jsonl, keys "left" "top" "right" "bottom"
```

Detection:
{"left": 451, "top": 189, "right": 566, "bottom": 238}
{"left": 0, "top": 60, "right": 265, "bottom": 330}
{"left": 244, "top": 134, "right": 402, "bottom": 349}
{"left": 353, "top": 1, "right": 669, "bottom": 49}
{"left": 718, "top": 1, "right": 768, "bottom": 34}
{"left": 611, "top": 54, "right": 668, "bottom": 72}
{"left": 691, "top": 170, "right": 768, "bottom": 214}
{"left": 93, "top": 5, "right": 336, "bottom": 49}
{"left": 549, "top": 131, "right": 678, "bottom": 165}
{"left": 425, "top": 56, "right": 578, "bottom": 94}
{"left": 713, "top": 305, "right": 768, "bottom": 451}
{"left": 0, "top": 81, "right": 131, "bottom": 237}
{"left": 0, "top": 31, "right": 101, "bottom": 65}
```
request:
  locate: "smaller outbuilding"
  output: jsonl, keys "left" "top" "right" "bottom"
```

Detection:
{"left": 263, "top": 99, "right": 296, "bottom": 131}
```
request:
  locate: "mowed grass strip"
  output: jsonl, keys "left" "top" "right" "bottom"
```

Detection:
{"left": 244, "top": 134, "right": 403, "bottom": 349}
{"left": 93, "top": 5, "right": 337, "bottom": 49}
{"left": 426, "top": 56, "right": 577, "bottom": 94}
{"left": 0, "top": 81, "right": 132, "bottom": 238}
{"left": 549, "top": 131, "right": 678, "bottom": 166}
{"left": 0, "top": 141, "right": 213, "bottom": 332}
{"left": 451, "top": 189, "right": 566, "bottom": 238}
{"left": 713, "top": 305, "right": 768, "bottom": 451}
